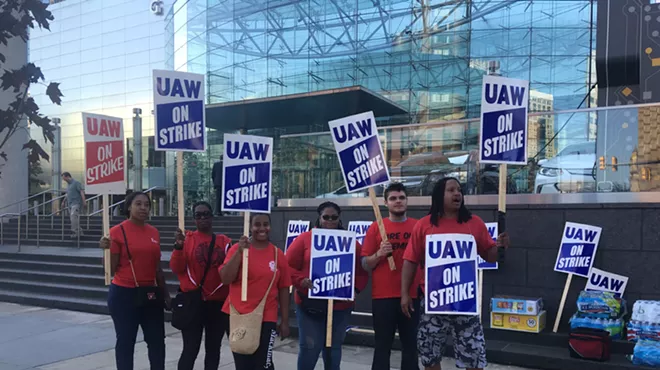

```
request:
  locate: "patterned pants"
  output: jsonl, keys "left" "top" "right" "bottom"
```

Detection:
{"left": 417, "top": 298, "right": 487, "bottom": 368}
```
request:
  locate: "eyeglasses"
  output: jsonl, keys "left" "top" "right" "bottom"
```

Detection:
{"left": 194, "top": 211, "right": 212, "bottom": 220}
{"left": 322, "top": 215, "right": 339, "bottom": 221}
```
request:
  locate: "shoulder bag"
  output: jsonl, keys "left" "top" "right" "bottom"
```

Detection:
{"left": 229, "top": 246, "right": 278, "bottom": 355}
{"left": 171, "top": 233, "right": 216, "bottom": 330}
{"left": 120, "top": 225, "right": 163, "bottom": 308}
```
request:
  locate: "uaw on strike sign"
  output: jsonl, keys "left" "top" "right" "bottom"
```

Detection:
{"left": 222, "top": 134, "right": 273, "bottom": 213}
{"left": 309, "top": 228, "right": 356, "bottom": 301}
{"left": 328, "top": 111, "right": 390, "bottom": 193}
{"left": 479, "top": 75, "right": 529, "bottom": 165}
{"left": 153, "top": 70, "right": 206, "bottom": 152}
{"left": 82, "top": 113, "right": 125, "bottom": 194}
{"left": 425, "top": 234, "right": 478, "bottom": 315}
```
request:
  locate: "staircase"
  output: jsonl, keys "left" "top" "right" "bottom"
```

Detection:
{"left": 0, "top": 214, "right": 244, "bottom": 314}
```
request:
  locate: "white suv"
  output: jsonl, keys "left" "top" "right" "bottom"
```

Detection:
{"left": 534, "top": 142, "right": 596, "bottom": 193}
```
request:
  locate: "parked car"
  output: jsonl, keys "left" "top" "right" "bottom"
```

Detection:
{"left": 534, "top": 142, "right": 596, "bottom": 193}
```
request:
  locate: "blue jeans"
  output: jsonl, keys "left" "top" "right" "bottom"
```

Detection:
{"left": 296, "top": 304, "right": 351, "bottom": 370}
{"left": 108, "top": 284, "right": 165, "bottom": 370}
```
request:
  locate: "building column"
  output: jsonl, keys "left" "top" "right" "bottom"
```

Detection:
{"left": 0, "top": 27, "right": 29, "bottom": 214}
{"left": 51, "top": 118, "right": 62, "bottom": 212}
{"left": 133, "top": 108, "right": 143, "bottom": 191}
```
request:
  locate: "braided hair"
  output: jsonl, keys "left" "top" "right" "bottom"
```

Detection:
{"left": 428, "top": 177, "right": 472, "bottom": 226}
{"left": 315, "top": 201, "right": 344, "bottom": 229}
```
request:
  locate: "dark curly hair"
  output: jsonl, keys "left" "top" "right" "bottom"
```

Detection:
{"left": 192, "top": 201, "right": 213, "bottom": 214}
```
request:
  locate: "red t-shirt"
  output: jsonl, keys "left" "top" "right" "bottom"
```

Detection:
{"left": 287, "top": 230, "right": 369, "bottom": 310}
{"left": 110, "top": 220, "right": 161, "bottom": 288}
{"left": 403, "top": 214, "right": 496, "bottom": 293}
{"left": 170, "top": 231, "right": 231, "bottom": 301}
{"left": 361, "top": 218, "right": 422, "bottom": 299}
{"left": 220, "top": 244, "right": 291, "bottom": 323}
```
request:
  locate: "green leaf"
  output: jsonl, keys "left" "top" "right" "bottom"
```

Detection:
{"left": 46, "top": 82, "right": 63, "bottom": 105}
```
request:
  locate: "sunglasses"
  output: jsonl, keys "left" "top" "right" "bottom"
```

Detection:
{"left": 322, "top": 215, "right": 339, "bottom": 221}
{"left": 194, "top": 211, "right": 212, "bottom": 220}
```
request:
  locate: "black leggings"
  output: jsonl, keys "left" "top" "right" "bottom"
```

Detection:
{"left": 232, "top": 322, "right": 277, "bottom": 370}
{"left": 178, "top": 300, "right": 229, "bottom": 370}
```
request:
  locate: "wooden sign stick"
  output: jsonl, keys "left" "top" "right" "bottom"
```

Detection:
{"left": 103, "top": 194, "right": 111, "bottom": 285}
{"left": 241, "top": 211, "right": 250, "bottom": 301}
{"left": 477, "top": 269, "right": 483, "bottom": 321}
{"left": 368, "top": 188, "right": 396, "bottom": 271}
{"left": 326, "top": 299, "right": 334, "bottom": 347}
{"left": 553, "top": 273, "right": 573, "bottom": 333}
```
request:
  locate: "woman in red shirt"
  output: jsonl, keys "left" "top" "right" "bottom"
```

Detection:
{"left": 219, "top": 213, "right": 291, "bottom": 370}
{"left": 401, "top": 178, "right": 509, "bottom": 370}
{"left": 287, "top": 201, "right": 369, "bottom": 370}
{"left": 101, "top": 191, "right": 171, "bottom": 370}
{"left": 171, "top": 201, "right": 232, "bottom": 370}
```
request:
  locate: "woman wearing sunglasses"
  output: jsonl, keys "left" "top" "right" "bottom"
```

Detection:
{"left": 287, "top": 201, "right": 369, "bottom": 370}
{"left": 170, "top": 201, "right": 232, "bottom": 370}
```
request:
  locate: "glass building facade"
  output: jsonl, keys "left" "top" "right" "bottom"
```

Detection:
{"left": 29, "top": 0, "right": 173, "bottom": 195}
{"left": 26, "top": 0, "right": 660, "bottom": 207}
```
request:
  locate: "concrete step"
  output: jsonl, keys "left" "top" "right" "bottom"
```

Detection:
{"left": 0, "top": 288, "right": 109, "bottom": 315}
{"left": 0, "top": 278, "right": 110, "bottom": 300}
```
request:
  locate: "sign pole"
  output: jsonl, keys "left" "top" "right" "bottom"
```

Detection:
{"left": 367, "top": 188, "right": 396, "bottom": 270}
{"left": 177, "top": 152, "right": 184, "bottom": 230}
{"left": 553, "top": 273, "right": 573, "bottom": 333}
{"left": 326, "top": 299, "right": 334, "bottom": 347}
{"left": 477, "top": 269, "right": 483, "bottom": 321}
{"left": 103, "top": 194, "right": 111, "bottom": 285}
{"left": 242, "top": 211, "right": 250, "bottom": 301}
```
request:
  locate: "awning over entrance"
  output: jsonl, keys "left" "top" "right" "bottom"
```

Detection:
{"left": 205, "top": 86, "right": 408, "bottom": 131}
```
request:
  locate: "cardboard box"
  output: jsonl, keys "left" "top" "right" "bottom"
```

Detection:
{"left": 491, "top": 311, "right": 546, "bottom": 333}
{"left": 491, "top": 296, "right": 543, "bottom": 315}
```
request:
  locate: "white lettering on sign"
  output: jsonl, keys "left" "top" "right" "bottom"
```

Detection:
{"left": 428, "top": 281, "right": 476, "bottom": 308}
{"left": 224, "top": 183, "right": 269, "bottom": 206}
{"left": 556, "top": 256, "right": 592, "bottom": 269}
{"left": 346, "top": 155, "right": 385, "bottom": 188}
{"left": 482, "top": 130, "right": 524, "bottom": 157}
{"left": 312, "top": 272, "right": 353, "bottom": 294}
{"left": 86, "top": 157, "right": 124, "bottom": 182}
{"left": 158, "top": 120, "right": 203, "bottom": 146}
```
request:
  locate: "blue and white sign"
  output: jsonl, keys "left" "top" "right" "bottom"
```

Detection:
{"left": 221, "top": 134, "right": 273, "bottom": 213}
{"left": 347, "top": 221, "right": 372, "bottom": 245}
{"left": 554, "top": 222, "right": 601, "bottom": 278}
{"left": 478, "top": 222, "right": 499, "bottom": 270}
{"left": 585, "top": 268, "right": 628, "bottom": 298}
{"left": 153, "top": 70, "right": 206, "bottom": 152}
{"left": 425, "top": 234, "right": 478, "bottom": 315}
{"left": 285, "top": 220, "right": 310, "bottom": 253}
{"left": 309, "top": 228, "right": 356, "bottom": 301}
{"left": 328, "top": 111, "right": 390, "bottom": 193}
{"left": 479, "top": 75, "right": 529, "bottom": 164}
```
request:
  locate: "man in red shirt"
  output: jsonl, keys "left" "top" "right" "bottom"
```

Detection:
{"left": 401, "top": 178, "right": 509, "bottom": 370}
{"left": 362, "top": 182, "right": 420, "bottom": 370}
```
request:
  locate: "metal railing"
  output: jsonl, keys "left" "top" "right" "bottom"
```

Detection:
{"left": 0, "top": 190, "right": 59, "bottom": 216}
{"left": 1, "top": 186, "right": 171, "bottom": 250}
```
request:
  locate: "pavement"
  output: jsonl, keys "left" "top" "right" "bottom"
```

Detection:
{"left": 0, "top": 302, "right": 535, "bottom": 370}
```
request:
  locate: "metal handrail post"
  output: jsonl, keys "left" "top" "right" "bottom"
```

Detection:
{"left": 1, "top": 218, "right": 4, "bottom": 245}
{"left": 61, "top": 210, "right": 64, "bottom": 240}
{"left": 42, "top": 193, "right": 46, "bottom": 215}
{"left": 25, "top": 209, "right": 28, "bottom": 240}
{"left": 77, "top": 212, "right": 80, "bottom": 248}
{"left": 37, "top": 215, "right": 40, "bottom": 248}
{"left": 17, "top": 216, "right": 21, "bottom": 252}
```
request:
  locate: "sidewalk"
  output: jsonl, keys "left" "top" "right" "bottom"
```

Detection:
{"left": 0, "top": 302, "right": 532, "bottom": 370}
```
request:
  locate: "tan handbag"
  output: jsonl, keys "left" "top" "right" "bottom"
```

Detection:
{"left": 229, "top": 246, "right": 278, "bottom": 355}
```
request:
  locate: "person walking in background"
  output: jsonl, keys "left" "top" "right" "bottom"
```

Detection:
{"left": 287, "top": 201, "right": 369, "bottom": 370}
{"left": 61, "top": 172, "right": 85, "bottom": 237}
{"left": 401, "top": 178, "right": 509, "bottom": 370}
{"left": 361, "top": 183, "right": 420, "bottom": 370}
{"left": 211, "top": 157, "right": 224, "bottom": 216}
{"left": 171, "top": 201, "right": 232, "bottom": 370}
{"left": 219, "top": 213, "right": 291, "bottom": 370}
{"left": 100, "top": 191, "right": 171, "bottom": 370}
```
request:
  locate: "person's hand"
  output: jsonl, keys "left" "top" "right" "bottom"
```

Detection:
{"left": 376, "top": 241, "right": 393, "bottom": 258}
{"left": 401, "top": 293, "right": 414, "bottom": 319}
{"left": 301, "top": 278, "right": 313, "bottom": 290}
{"left": 174, "top": 229, "right": 185, "bottom": 250}
{"left": 99, "top": 236, "right": 110, "bottom": 249}
{"left": 238, "top": 236, "right": 249, "bottom": 253}
{"left": 277, "top": 322, "right": 290, "bottom": 339}
{"left": 496, "top": 232, "right": 510, "bottom": 249}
